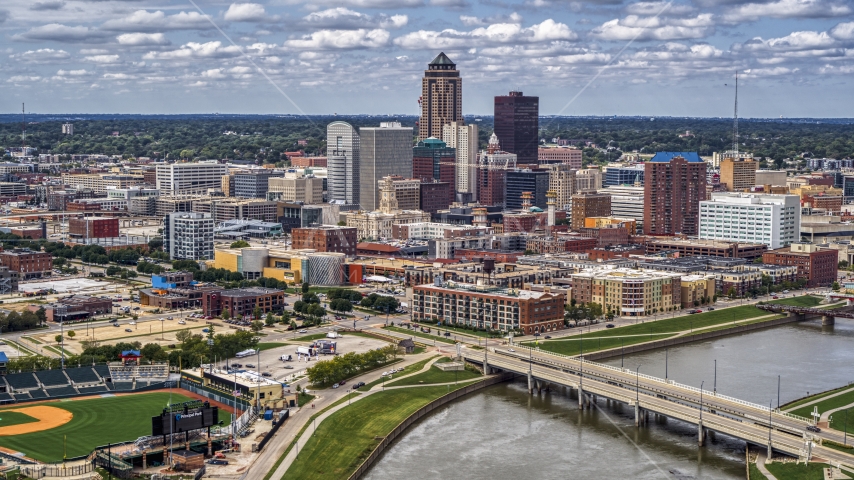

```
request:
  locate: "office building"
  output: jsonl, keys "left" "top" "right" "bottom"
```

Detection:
{"left": 478, "top": 134, "right": 517, "bottom": 207}
{"left": 267, "top": 176, "right": 323, "bottom": 204}
{"left": 292, "top": 226, "right": 358, "bottom": 256}
{"left": 548, "top": 164, "right": 576, "bottom": 211}
{"left": 506, "top": 170, "right": 549, "bottom": 210}
{"left": 419, "top": 52, "right": 463, "bottom": 141}
{"left": 327, "top": 121, "right": 361, "bottom": 207}
{"left": 539, "top": 147, "right": 582, "bottom": 169}
{"left": 413, "top": 282, "right": 565, "bottom": 335}
{"left": 494, "top": 91, "right": 538, "bottom": 164}
{"left": 202, "top": 287, "right": 285, "bottom": 318}
{"left": 62, "top": 124, "right": 73, "bottom": 135}
{"left": 571, "top": 193, "right": 611, "bottom": 229}
{"left": 68, "top": 218, "right": 119, "bottom": 239}
{"left": 644, "top": 152, "right": 707, "bottom": 236}
{"left": 344, "top": 176, "right": 430, "bottom": 239}
{"left": 156, "top": 162, "right": 228, "bottom": 194}
{"left": 712, "top": 150, "right": 752, "bottom": 168}
{"left": 380, "top": 176, "right": 421, "bottom": 211}
{"left": 192, "top": 198, "right": 278, "bottom": 224}
{"left": 0, "top": 267, "right": 19, "bottom": 294}
{"left": 419, "top": 181, "right": 452, "bottom": 214}
{"left": 359, "top": 122, "right": 414, "bottom": 212}
{"left": 604, "top": 165, "right": 644, "bottom": 186}
{"left": 720, "top": 157, "right": 758, "bottom": 191}
{"left": 575, "top": 168, "right": 603, "bottom": 192}
{"left": 0, "top": 248, "right": 52, "bottom": 280}
{"left": 164, "top": 212, "right": 214, "bottom": 260}
{"left": 571, "top": 268, "right": 683, "bottom": 316}
{"left": 233, "top": 171, "right": 283, "bottom": 199}
{"left": 61, "top": 173, "right": 145, "bottom": 194}
{"left": 762, "top": 243, "right": 837, "bottom": 287}
{"left": 442, "top": 122, "right": 478, "bottom": 197}
{"left": 699, "top": 193, "right": 800, "bottom": 249}
{"left": 755, "top": 170, "right": 788, "bottom": 187}
{"left": 412, "top": 138, "right": 456, "bottom": 188}
{"left": 600, "top": 184, "right": 644, "bottom": 233}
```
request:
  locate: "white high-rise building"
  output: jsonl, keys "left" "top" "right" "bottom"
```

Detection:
{"left": 156, "top": 162, "right": 228, "bottom": 194}
{"left": 327, "top": 121, "right": 360, "bottom": 207}
{"left": 599, "top": 184, "right": 645, "bottom": 233}
{"left": 62, "top": 124, "right": 73, "bottom": 135}
{"left": 699, "top": 192, "right": 800, "bottom": 249}
{"left": 442, "top": 122, "right": 478, "bottom": 196}
{"left": 163, "top": 212, "right": 214, "bottom": 260}
{"left": 359, "top": 122, "right": 413, "bottom": 212}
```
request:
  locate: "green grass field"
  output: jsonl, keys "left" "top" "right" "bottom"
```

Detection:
{"left": 285, "top": 385, "right": 468, "bottom": 479}
{"left": 769, "top": 295, "right": 823, "bottom": 307}
{"left": 386, "top": 357, "right": 481, "bottom": 387}
{"left": 749, "top": 462, "right": 767, "bottom": 479}
{"left": 764, "top": 462, "right": 828, "bottom": 480}
{"left": 789, "top": 389, "right": 854, "bottom": 433}
{"left": 0, "top": 411, "right": 38, "bottom": 428}
{"left": 0, "top": 392, "right": 230, "bottom": 462}
{"left": 383, "top": 326, "right": 456, "bottom": 345}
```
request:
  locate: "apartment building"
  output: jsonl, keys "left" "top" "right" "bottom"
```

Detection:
{"left": 0, "top": 248, "right": 52, "bottom": 280}
{"left": 267, "top": 176, "right": 323, "bottom": 204}
{"left": 164, "top": 212, "right": 214, "bottom": 260}
{"left": 538, "top": 147, "right": 582, "bottom": 169}
{"left": 156, "top": 162, "right": 228, "bottom": 194}
{"left": 571, "top": 268, "right": 683, "bottom": 317}
{"left": 699, "top": 193, "right": 800, "bottom": 249}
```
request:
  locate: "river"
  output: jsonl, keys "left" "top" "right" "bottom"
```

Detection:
{"left": 364, "top": 318, "right": 854, "bottom": 479}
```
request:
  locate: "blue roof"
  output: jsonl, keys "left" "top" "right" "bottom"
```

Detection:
{"left": 0, "top": 352, "right": 7, "bottom": 363}
{"left": 649, "top": 152, "right": 703, "bottom": 163}
{"left": 121, "top": 350, "right": 141, "bottom": 357}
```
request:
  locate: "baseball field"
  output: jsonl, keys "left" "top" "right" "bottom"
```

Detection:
{"left": 0, "top": 392, "right": 231, "bottom": 462}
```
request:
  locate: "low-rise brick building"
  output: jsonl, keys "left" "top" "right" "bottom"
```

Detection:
{"left": 291, "top": 226, "right": 357, "bottom": 256}
{"left": 202, "top": 287, "right": 285, "bottom": 318}
{"left": 0, "top": 248, "right": 52, "bottom": 279}
{"left": 69, "top": 217, "right": 120, "bottom": 239}
{"left": 762, "top": 243, "right": 838, "bottom": 287}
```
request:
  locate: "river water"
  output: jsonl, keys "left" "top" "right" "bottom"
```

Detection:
{"left": 365, "top": 318, "right": 854, "bottom": 480}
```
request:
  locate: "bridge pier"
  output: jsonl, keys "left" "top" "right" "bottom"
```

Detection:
{"left": 767, "top": 441, "right": 773, "bottom": 459}
{"left": 634, "top": 403, "right": 641, "bottom": 427}
{"left": 697, "top": 421, "right": 705, "bottom": 447}
{"left": 535, "top": 380, "right": 542, "bottom": 394}
{"left": 527, "top": 371, "right": 533, "bottom": 395}
{"left": 578, "top": 386, "right": 585, "bottom": 410}
{"left": 822, "top": 315, "right": 835, "bottom": 326}
{"left": 787, "top": 312, "right": 805, "bottom": 321}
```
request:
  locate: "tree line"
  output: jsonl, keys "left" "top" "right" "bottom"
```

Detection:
{"left": 305, "top": 346, "right": 397, "bottom": 387}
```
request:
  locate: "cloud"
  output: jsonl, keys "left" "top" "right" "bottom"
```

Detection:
{"left": 83, "top": 54, "right": 121, "bottom": 64}
{"left": 459, "top": 12, "right": 522, "bottom": 26}
{"left": 29, "top": 1, "right": 64, "bottom": 11}
{"left": 829, "top": 21, "right": 854, "bottom": 40}
{"left": 56, "top": 69, "right": 89, "bottom": 76}
{"left": 430, "top": 0, "right": 469, "bottom": 7}
{"left": 0, "top": 10, "right": 7, "bottom": 24}
{"left": 7, "top": 76, "right": 42, "bottom": 83}
{"left": 223, "top": 3, "right": 268, "bottom": 22}
{"left": 624, "top": 1, "right": 695, "bottom": 15}
{"left": 116, "top": 33, "right": 171, "bottom": 46}
{"left": 722, "top": 0, "right": 852, "bottom": 22}
{"left": 143, "top": 41, "right": 242, "bottom": 60}
{"left": 284, "top": 29, "right": 391, "bottom": 49}
{"left": 591, "top": 14, "right": 714, "bottom": 41}
{"left": 10, "top": 48, "right": 71, "bottom": 63}
{"left": 284, "top": 0, "right": 424, "bottom": 8}
{"left": 302, "top": 8, "right": 408, "bottom": 29}
{"left": 102, "top": 10, "right": 213, "bottom": 33}
{"left": 13, "top": 24, "right": 108, "bottom": 43}
{"left": 394, "top": 19, "right": 576, "bottom": 49}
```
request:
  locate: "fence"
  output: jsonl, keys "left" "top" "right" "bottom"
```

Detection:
{"left": 182, "top": 380, "right": 249, "bottom": 411}
{"left": 257, "top": 410, "right": 289, "bottom": 452}
{"left": 20, "top": 461, "right": 94, "bottom": 478}
{"left": 349, "top": 374, "right": 512, "bottom": 479}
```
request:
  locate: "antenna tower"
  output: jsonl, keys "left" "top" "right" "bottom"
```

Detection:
{"left": 732, "top": 71, "right": 738, "bottom": 157}
{"left": 21, "top": 103, "right": 26, "bottom": 150}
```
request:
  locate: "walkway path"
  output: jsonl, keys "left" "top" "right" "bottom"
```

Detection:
{"left": 784, "top": 387, "right": 854, "bottom": 413}
{"left": 755, "top": 451, "right": 779, "bottom": 480}
{"left": 822, "top": 400, "right": 854, "bottom": 422}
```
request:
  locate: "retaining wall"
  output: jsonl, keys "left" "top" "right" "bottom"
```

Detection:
{"left": 349, "top": 373, "right": 513, "bottom": 480}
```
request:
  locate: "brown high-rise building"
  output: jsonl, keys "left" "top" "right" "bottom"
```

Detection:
{"left": 571, "top": 193, "right": 611, "bottom": 230}
{"left": 419, "top": 53, "right": 463, "bottom": 141}
{"left": 644, "top": 152, "right": 707, "bottom": 236}
{"left": 494, "top": 91, "right": 539, "bottom": 165}
{"left": 720, "top": 157, "right": 758, "bottom": 191}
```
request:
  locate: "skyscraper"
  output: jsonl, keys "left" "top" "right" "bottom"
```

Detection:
{"left": 327, "top": 121, "right": 360, "bottom": 206}
{"left": 548, "top": 164, "right": 576, "bottom": 211}
{"left": 494, "top": 91, "right": 539, "bottom": 165}
{"left": 477, "top": 134, "right": 517, "bottom": 207}
{"left": 419, "top": 53, "right": 463, "bottom": 141}
{"left": 644, "top": 152, "right": 707, "bottom": 236}
{"left": 359, "top": 122, "right": 414, "bottom": 212}
{"left": 442, "top": 121, "right": 478, "bottom": 198}
{"left": 164, "top": 212, "right": 214, "bottom": 260}
{"left": 719, "top": 157, "right": 758, "bottom": 191}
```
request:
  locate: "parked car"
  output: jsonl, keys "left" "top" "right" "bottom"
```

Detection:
{"left": 508, "top": 348, "right": 516, "bottom": 352}
{"left": 113, "top": 323, "right": 120, "bottom": 327}
{"left": 245, "top": 364, "right": 255, "bottom": 368}
{"left": 606, "top": 324, "right": 616, "bottom": 328}
{"left": 298, "top": 329, "right": 308, "bottom": 333}
{"left": 707, "top": 307, "right": 715, "bottom": 311}
{"left": 166, "top": 316, "right": 173, "bottom": 320}
{"left": 178, "top": 320, "right": 186, "bottom": 325}
{"left": 339, "top": 379, "right": 346, "bottom": 385}
{"left": 202, "top": 328, "right": 210, "bottom": 333}
{"left": 128, "top": 321, "right": 136, "bottom": 325}
{"left": 772, "top": 296, "right": 779, "bottom": 299}
{"left": 332, "top": 383, "right": 340, "bottom": 389}
{"left": 443, "top": 332, "right": 451, "bottom": 337}
{"left": 687, "top": 310, "right": 697, "bottom": 314}
{"left": 694, "top": 309, "right": 703, "bottom": 314}
{"left": 352, "top": 381, "right": 365, "bottom": 389}
{"left": 261, "top": 372, "right": 272, "bottom": 377}
{"left": 125, "top": 328, "right": 132, "bottom": 332}
{"left": 232, "top": 363, "right": 242, "bottom": 368}
{"left": 133, "top": 307, "right": 140, "bottom": 310}
{"left": 283, "top": 365, "right": 294, "bottom": 369}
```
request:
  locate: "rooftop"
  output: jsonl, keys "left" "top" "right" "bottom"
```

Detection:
{"left": 416, "top": 281, "right": 556, "bottom": 300}
{"left": 429, "top": 52, "right": 455, "bottom": 66}
{"left": 219, "top": 287, "right": 284, "bottom": 298}
{"left": 649, "top": 152, "right": 703, "bottom": 163}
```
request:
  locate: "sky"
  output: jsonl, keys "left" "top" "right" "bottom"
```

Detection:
{"left": 1, "top": 0, "right": 853, "bottom": 117}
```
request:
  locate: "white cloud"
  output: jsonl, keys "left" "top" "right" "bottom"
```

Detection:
{"left": 103, "top": 73, "right": 133, "bottom": 80}
{"left": 84, "top": 54, "right": 121, "bottom": 64}
{"left": 829, "top": 21, "right": 854, "bottom": 41}
{"left": 224, "top": 3, "right": 267, "bottom": 22}
{"left": 143, "top": 41, "right": 242, "bottom": 60}
{"left": 592, "top": 14, "right": 714, "bottom": 41}
{"left": 282, "top": 0, "right": 423, "bottom": 8}
{"left": 56, "top": 69, "right": 89, "bottom": 76}
{"left": 394, "top": 19, "right": 576, "bottom": 49}
{"left": 13, "top": 24, "right": 108, "bottom": 43}
{"left": 459, "top": 12, "right": 522, "bottom": 26}
{"left": 7, "top": 75, "right": 42, "bottom": 83}
{"left": 624, "top": 1, "right": 695, "bottom": 15}
{"left": 301, "top": 8, "right": 407, "bottom": 29}
{"left": 284, "top": 29, "right": 390, "bottom": 49}
{"left": 29, "top": 1, "right": 64, "bottom": 11}
{"left": 10, "top": 48, "right": 71, "bottom": 63}
{"left": 722, "top": 0, "right": 851, "bottom": 22}
{"left": 102, "top": 10, "right": 213, "bottom": 33}
{"left": 117, "top": 33, "right": 171, "bottom": 46}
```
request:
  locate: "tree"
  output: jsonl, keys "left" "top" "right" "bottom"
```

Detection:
{"left": 265, "top": 313, "right": 275, "bottom": 326}
{"left": 832, "top": 281, "right": 841, "bottom": 291}
{"left": 587, "top": 302, "right": 603, "bottom": 321}
{"left": 230, "top": 240, "right": 250, "bottom": 249}
{"left": 253, "top": 306, "right": 263, "bottom": 320}
{"left": 330, "top": 298, "right": 353, "bottom": 314}
{"left": 52, "top": 257, "right": 66, "bottom": 267}
{"left": 290, "top": 320, "right": 298, "bottom": 331}
{"left": 337, "top": 221, "right": 346, "bottom": 226}
{"left": 148, "top": 237, "right": 164, "bottom": 250}
{"left": 55, "top": 334, "right": 63, "bottom": 343}
{"left": 222, "top": 310, "right": 231, "bottom": 321}
{"left": 302, "top": 282, "right": 310, "bottom": 294}
{"left": 35, "top": 307, "right": 46, "bottom": 325}
{"left": 840, "top": 260, "right": 850, "bottom": 269}
{"left": 727, "top": 286, "right": 737, "bottom": 299}
{"left": 250, "top": 320, "right": 264, "bottom": 333}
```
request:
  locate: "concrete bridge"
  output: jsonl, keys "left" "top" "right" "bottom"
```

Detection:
{"left": 756, "top": 303, "right": 854, "bottom": 325}
{"left": 464, "top": 346, "right": 854, "bottom": 468}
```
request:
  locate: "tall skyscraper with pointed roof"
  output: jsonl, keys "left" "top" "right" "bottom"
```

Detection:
{"left": 419, "top": 52, "right": 463, "bottom": 141}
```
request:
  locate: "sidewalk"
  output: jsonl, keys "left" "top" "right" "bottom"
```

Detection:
{"left": 783, "top": 386, "right": 854, "bottom": 413}
{"left": 755, "top": 452, "right": 779, "bottom": 480}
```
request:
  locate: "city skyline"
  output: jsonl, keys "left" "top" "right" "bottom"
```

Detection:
{"left": 0, "top": 0, "right": 852, "bottom": 117}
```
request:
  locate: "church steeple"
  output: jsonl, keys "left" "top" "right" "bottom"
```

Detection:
{"left": 379, "top": 176, "right": 399, "bottom": 214}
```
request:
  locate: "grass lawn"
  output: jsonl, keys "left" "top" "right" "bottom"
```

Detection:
{"left": 0, "top": 411, "right": 39, "bottom": 428}
{"left": 292, "top": 333, "right": 331, "bottom": 342}
{"left": 256, "top": 342, "right": 288, "bottom": 351}
{"left": 285, "top": 385, "right": 469, "bottom": 479}
{"left": 298, "top": 393, "right": 316, "bottom": 408}
{"left": 386, "top": 358, "right": 481, "bottom": 387}
{"left": 411, "top": 321, "right": 505, "bottom": 339}
{"left": 23, "top": 336, "right": 42, "bottom": 345}
{"left": 384, "top": 326, "right": 456, "bottom": 345}
{"left": 770, "top": 295, "right": 823, "bottom": 307}
{"left": 527, "top": 333, "right": 676, "bottom": 356}
{"left": 364, "top": 357, "right": 435, "bottom": 391}
{"left": 764, "top": 462, "right": 828, "bottom": 480}
{"left": 790, "top": 389, "right": 854, "bottom": 432}
{"left": 0, "top": 392, "right": 229, "bottom": 462}
{"left": 749, "top": 462, "right": 767, "bottom": 479}
{"left": 783, "top": 385, "right": 854, "bottom": 410}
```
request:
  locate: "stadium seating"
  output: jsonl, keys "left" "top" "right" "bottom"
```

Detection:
{"left": 46, "top": 386, "right": 78, "bottom": 398}
{"left": 12, "top": 393, "right": 31, "bottom": 401}
{"left": 6, "top": 373, "right": 39, "bottom": 390}
{"left": 112, "top": 382, "right": 134, "bottom": 391}
{"left": 77, "top": 386, "right": 108, "bottom": 395}
{"left": 65, "top": 367, "right": 100, "bottom": 384}
{"left": 0, "top": 393, "right": 12, "bottom": 402}
{"left": 35, "top": 370, "right": 71, "bottom": 387}
{"left": 94, "top": 365, "right": 111, "bottom": 380}
{"left": 29, "top": 390, "right": 48, "bottom": 399}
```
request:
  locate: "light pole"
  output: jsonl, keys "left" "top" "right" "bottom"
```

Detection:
{"left": 768, "top": 400, "right": 773, "bottom": 449}
{"left": 714, "top": 359, "right": 717, "bottom": 394}
{"left": 665, "top": 347, "right": 668, "bottom": 381}
{"left": 844, "top": 408, "right": 849, "bottom": 446}
{"left": 700, "top": 380, "right": 704, "bottom": 423}
{"left": 777, "top": 375, "right": 781, "bottom": 410}
{"left": 635, "top": 364, "right": 642, "bottom": 404}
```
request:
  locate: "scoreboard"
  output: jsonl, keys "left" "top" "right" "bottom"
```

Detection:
{"left": 152, "top": 401, "right": 219, "bottom": 436}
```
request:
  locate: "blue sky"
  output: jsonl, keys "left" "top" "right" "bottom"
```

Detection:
{"left": 1, "top": 0, "right": 853, "bottom": 117}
